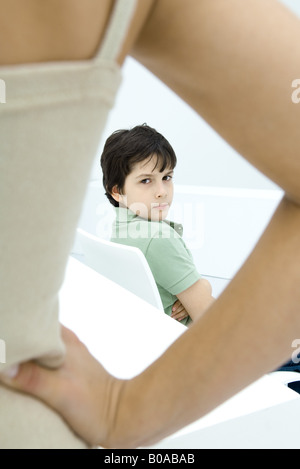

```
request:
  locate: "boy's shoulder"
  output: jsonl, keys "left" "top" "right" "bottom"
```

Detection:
{"left": 149, "top": 219, "right": 183, "bottom": 240}
{"left": 139, "top": 217, "right": 183, "bottom": 242}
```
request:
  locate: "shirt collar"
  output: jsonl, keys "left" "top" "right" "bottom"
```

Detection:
{"left": 114, "top": 207, "right": 183, "bottom": 236}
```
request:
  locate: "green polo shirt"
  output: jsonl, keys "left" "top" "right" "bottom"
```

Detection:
{"left": 111, "top": 207, "right": 201, "bottom": 326}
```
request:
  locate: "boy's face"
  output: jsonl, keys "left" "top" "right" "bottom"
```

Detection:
{"left": 112, "top": 155, "right": 174, "bottom": 221}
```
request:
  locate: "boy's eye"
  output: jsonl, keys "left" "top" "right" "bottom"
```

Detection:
{"left": 140, "top": 174, "right": 173, "bottom": 184}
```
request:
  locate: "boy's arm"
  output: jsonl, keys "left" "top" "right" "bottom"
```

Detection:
{"left": 176, "top": 279, "right": 214, "bottom": 322}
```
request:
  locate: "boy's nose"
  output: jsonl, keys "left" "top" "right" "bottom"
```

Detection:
{"left": 155, "top": 184, "right": 167, "bottom": 198}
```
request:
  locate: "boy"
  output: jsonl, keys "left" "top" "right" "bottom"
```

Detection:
{"left": 100, "top": 124, "right": 214, "bottom": 326}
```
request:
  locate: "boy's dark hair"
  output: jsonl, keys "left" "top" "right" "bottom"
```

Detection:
{"left": 100, "top": 124, "right": 177, "bottom": 207}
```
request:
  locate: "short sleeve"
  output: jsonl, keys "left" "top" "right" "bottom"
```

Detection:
{"left": 145, "top": 233, "right": 201, "bottom": 295}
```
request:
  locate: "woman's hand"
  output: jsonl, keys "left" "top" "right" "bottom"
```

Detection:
{"left": 0, "top": 326, "right": 125, "bottom": 448}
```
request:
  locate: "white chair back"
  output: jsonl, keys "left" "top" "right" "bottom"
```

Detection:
{"left": 76, "top": 229, "right": 164, "bottom": 311}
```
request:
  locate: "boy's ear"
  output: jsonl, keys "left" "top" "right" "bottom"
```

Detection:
{"left": 111, "top": 185, "right": 121, "bottom": 203}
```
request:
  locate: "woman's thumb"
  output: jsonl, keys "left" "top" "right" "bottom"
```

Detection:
{"left": 0, "top": 361, "right": 56, "bottom": 405}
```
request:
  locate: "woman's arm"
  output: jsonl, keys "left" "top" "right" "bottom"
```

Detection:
{"left": 2, "top": 197, "right": 300, "bottom": 448}
{"left": 132, "top": 0, "right": 300, "bottom": 203}
{"left": 111, "top": 196, "right": 300, "bottom": 448}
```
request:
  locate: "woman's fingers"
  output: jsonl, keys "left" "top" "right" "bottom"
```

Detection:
{"left": 0, "top": 325, "right": 124, "bottom": 447}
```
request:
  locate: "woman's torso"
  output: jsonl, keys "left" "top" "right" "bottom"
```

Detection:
{"left": 0, "top": 0, "right": 155, "bottom": 449}
{"left": 0, "top": 0, "right": 155, "bottom": 67}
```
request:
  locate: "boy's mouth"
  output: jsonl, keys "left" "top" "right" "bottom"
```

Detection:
{"left": 152, "top": 203, "right": 169, "bottom": 210}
